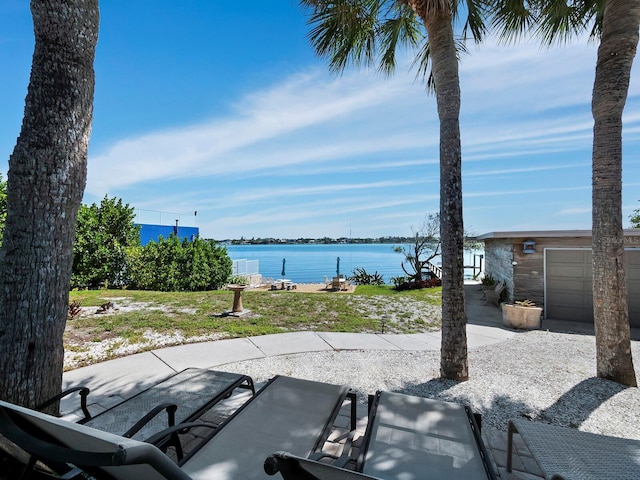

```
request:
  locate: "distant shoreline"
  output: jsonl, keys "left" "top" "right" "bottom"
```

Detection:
{"left": 218, "top": 238, "right": 413, "bottom": 245}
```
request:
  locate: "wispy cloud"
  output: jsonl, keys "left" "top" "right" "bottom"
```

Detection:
{"left": 84, "top": 32, "right": 639, "bottom": 237}
{"left": 87, "top": 69, "right": 423, "bottom": 194}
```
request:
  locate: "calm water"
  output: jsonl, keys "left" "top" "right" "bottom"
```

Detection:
{"left": 225, "top": 243, "right": 482, "bottom": 284}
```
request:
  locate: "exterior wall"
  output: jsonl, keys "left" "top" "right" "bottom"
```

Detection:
{"left": 137, "top": 224, "right": 200, "bottom": 246}
{"left": 484, "top": 239, "right": 514, "bottom": 302}
{"left": 485, "top": 236, "right": 592, "bottom": 306}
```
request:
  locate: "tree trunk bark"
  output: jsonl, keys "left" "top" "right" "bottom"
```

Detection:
{"left": 591, "top": 0, "right": 638, "bottom": 387}
{"left": 423, "top": 9, "right": 468, "bottom": 381}
{"left": 0, "top": 0, "right": 99, "bottom": 410}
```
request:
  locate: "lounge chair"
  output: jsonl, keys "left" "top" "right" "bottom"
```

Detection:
{"left": 39, "top": 368, "right": 255, "bottom": 459}
{"left": 507, "top": 418, "right": 640, "bottom": 479}
{"left": 0, "top": 375, "right": 356, "bottom": 480}
{"left": 264, "top": 451, "right": 382, "bottom": 479}
{"left": 267, "top": 391, "right": 497, "bottom": 480}
{"left": 358, "top": 391, "right": 496, "bottom": 479}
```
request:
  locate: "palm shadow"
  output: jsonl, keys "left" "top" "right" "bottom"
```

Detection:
{"left": 394, "top": 375, "right": 631, "bottom": 434}
{"left": 537, "top": 377, "right": 630, "bottom": 428}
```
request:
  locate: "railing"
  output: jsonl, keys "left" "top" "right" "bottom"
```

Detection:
{"left": 427, "top": 261, "right": 442, "bottom": 279}
{"left": 232, "top": 259, "right": 259, "bottom": 276}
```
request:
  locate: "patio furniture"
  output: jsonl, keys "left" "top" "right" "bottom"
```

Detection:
{"left": 62, "top": 368, "right": 252, "bottom": 436}
{"left": 177, "top": 375, "right": 355, "bottom": 479}
{"left": 264, "top": 451, "right": 382, "bottom": 479}
{"left": 0, "top": 375, "right": 356, "bottom": 480}
{"left": 358, "top": 391, "right": 496, "bottom": 479}
{"left": 39, "top": 368, "right": 255, "bottom": 459}
{"left": 507, "top": 418, "right": 640, "bottom": 479}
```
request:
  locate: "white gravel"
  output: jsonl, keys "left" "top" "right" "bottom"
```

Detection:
{"left": 216, "top": 330, "right": 640, "bottom": 440}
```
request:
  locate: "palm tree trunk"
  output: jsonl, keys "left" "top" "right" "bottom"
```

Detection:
{"left": 591, "top": 0, "right": 638, "bottom": 386}
{"left": 0, "top": 0, "right": 99, "bottom": 410}
{"left": 422, "top": 8, "right": 468, "bottom": 381}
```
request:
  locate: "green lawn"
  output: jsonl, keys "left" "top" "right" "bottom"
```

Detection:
{"left": 65, "top": 286, "right": 442, "bottom": 369}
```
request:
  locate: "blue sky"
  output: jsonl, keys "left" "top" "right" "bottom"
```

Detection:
{"left": 0, "top": 1, "right": 639, "bottom": 240}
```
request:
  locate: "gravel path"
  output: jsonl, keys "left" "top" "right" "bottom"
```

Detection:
{"left": 218, "top": 330, "right": 640, "bottom": 440}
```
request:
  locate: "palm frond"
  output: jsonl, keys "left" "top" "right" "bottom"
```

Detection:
{"left": 303, "top": 0, "right": 382, "bottom": 73}
{"left": 378, "top": 2, "right": 422, "bottom": 76}
{"left": 412, "top": 38, "right": 436, "bottom": 93}
{"left": 488, "top": 0, "right": 537, "bottom": 43}
{"left": 455, "top": 0, "right": 491, "bottom": 43}
{"left": 574, "top": 0, "right": 605, "bottom": 40}
{"left": 534, "top": 0, "right": 587, "bottom": 45}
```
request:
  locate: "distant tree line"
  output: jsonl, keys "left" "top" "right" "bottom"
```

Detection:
{"left": 219, "top": 235, "right": 480, "bottom": 245}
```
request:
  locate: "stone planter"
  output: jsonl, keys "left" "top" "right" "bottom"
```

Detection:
{"left": 501, "top": 303, "right": 542, "bottom": 329}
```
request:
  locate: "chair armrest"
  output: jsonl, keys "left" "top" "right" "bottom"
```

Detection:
{"left": 265, "top": 452, "right": 381, "bottom": 479}
{"left": 123, "top": 403, "right": 177, "bottom": 438}
{"left": 308, "top": 451, "right": 354, "bottom": 469}
{"left": 36, "top": 386, "right": 91, "bottom": 422}
{"left": 0, "top": 407, "right": 123, "bottom": 468}
{"left": 143, "top": 421, "right": 217, "bottom": 446}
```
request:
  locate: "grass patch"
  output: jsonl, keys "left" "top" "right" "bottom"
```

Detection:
{"left": 66, "top": 287, "right": 442, "bottom": 367}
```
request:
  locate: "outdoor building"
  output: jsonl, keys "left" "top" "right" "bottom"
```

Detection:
{"left": 478, "top": 230, "right": 640, "bottom": 327}
{"left": 137, "top": 223, "right": 199, "bottom": 246}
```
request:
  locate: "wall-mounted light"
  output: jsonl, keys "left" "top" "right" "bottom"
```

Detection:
{"left": 523, "top": 239, "right": 536, "bottom": 254}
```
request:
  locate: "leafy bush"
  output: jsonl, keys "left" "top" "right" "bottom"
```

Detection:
{"left": 128, "top": 235, "right": 232, "bottom": 291}
{"left": 391, "top": 275, "right": 410, "bottom": 288}
{"left": 71, "top": 196, "right": 140, "bottom": 289}
{"left": 481, "top": 274, "right": 497, "bottom": 287}
{"left": 228, "top": 275, "right": 249, "bottom": 285}
{"left": 348, "top": 267, "right": 385, "bottom": 286}
{"left": 394, "top": 277, "right": 442, "bottom": 291}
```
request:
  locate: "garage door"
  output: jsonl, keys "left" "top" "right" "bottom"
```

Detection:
{"left": 545, "top": 249, "right": 640, "bottom": 327}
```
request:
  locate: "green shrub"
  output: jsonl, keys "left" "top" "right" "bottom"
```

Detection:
{"left": 127, "top": 235, "right": 232, "bottom": 291}
{"left": 348, "top": 267, "right": 385, "bottom": 286}
{"left": 481, "top": 274, "right": 497, "bottom": 287}
{"left": 394, "top": 278, "right": 441, "bottom": 291}
{"left": 228, "top": 275, "right": 249, "bottom": 285}
{"left": 391, "top": 275, "right": 409, "bottom": 288}
{"left": 71, "top": 196, "right": 140, "bottom": 289}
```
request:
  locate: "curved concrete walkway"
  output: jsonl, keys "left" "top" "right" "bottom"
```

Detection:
{"left": 60, "top": 283, "right": 514, "bottom": 416}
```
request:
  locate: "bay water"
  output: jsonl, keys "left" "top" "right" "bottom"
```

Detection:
{"left": 225, "top": 243, "right": 482, "bottom": 284}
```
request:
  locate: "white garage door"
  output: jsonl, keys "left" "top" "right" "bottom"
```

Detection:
{"left": 545, "top": 249, "right": 640, "bottom": 327}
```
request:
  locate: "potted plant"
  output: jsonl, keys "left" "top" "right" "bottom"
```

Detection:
{"left": 501, "top": 299, "right": 542, "bottom": 329}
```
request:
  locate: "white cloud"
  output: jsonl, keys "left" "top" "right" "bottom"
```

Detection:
{"left": 84, "top": 33, "right": 639, "bottom": 238}
{"left": 86, "top": 68, "right": 423, "bottom": 195}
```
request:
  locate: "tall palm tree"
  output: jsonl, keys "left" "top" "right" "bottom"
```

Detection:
{"left": 300, "top": 0, "right": 490, "bottom": 381}
{"left": 491, "top": 0, "right": 638, "bottom": 386}
{"left": 591, "top": 0, "right": 638, "bottom": 387}
{"left": 0, "top": 0, "right": 99, "bottom": 409}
